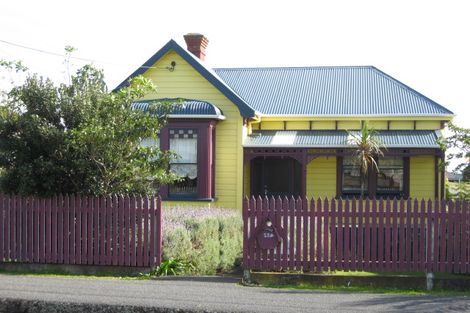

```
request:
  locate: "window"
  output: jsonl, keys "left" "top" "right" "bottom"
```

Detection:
{"left": 159, "top": 121, "right": 216, "bottom": 201}
{"left": 342, "top": 156, "right": 367, "bottom": 195}
{"left": 377, "top": 157, "right": 403, "bottom": 196}
{"left": 169, "top": 128, "right": 198, "bottom": 197}
{"left": 339, "top": 155, "right": 408, "bottom": 198}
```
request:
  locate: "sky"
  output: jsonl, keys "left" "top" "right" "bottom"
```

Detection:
{"left": 0, "top": 0, "right": 469, "bottom": 129}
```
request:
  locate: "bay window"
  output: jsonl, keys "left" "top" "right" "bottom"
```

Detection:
{"left": 160, "top": 121, "right": 215, "bottom": 201}
{"left": 134, "top": 98, "right": 222, "bottom": 201}
{"left": 169, "top": 128, "right": 198, "bottom": 197}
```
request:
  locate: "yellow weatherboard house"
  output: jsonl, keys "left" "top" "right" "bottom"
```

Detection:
{"left": 115, "top": 34, "right": 453, "bottom": 210}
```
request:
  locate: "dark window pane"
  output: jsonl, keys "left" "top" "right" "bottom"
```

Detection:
{"left": 251, "top": 157, "right": 301, "bottom": 197}
{"left": 342, "top": 157, "right": 367, "bottom": 195}
{"left": 169, "top": 164, "right": 198, "bottom": 196}
{"left": 377, "top": 157, "right": 403, "bottom": 195}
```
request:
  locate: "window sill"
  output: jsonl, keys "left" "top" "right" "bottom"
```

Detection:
{"left": 163, "top": 197, "right": 216, "bottom": 202}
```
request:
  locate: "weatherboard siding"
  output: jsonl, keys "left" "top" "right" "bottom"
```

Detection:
{"left": 410, "top": 156, "right": 435, "bottom": 199}
{"left": 142, "top": 50, "right": 243, "bottom": 209}
{"left": 312, "top": 121, "right": 336, "bottom": 130}
{"left": 368, "top": 120, "right": 388, "bottom": 129}
{"left": 251, "top": 119, "right": 442, "bottom": 131}
{"left": 389, "top": 121, "right": 414, "bottom": 130}
{"left": 260, "top": 121, "right": 284, "bottom": 130}
{"left": 306, "top": 157, "right": 337, "bottom": 199}
{"left": 415, "top": 120, "right": 441, "bottom": 130}
{"left": 337, "top": 120, "right": 361, "bottom": 130}
{"left": 286, "top": 121, "right": 310, "bottom": 130}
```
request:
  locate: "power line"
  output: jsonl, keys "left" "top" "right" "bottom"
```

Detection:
{"left": 0, "top": 38, "right": 160, "bottom": 70}
{"left": 0, "top": 38, "right": 95, "bottom": 62}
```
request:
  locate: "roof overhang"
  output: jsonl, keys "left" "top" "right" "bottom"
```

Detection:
{"left": 167, "top": 114, "right": 226, "bottom": 120}
{"left": 133, "top": 99, "right": 226, "bottom": 120}
{"left": 244, "top": 130, "right": 442, "bottom": 149}
{"left": 256, "top": 114, "right": 454, "bottom": 119}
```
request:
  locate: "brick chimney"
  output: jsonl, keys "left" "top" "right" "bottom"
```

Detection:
{"left": 183, "top": 33, "right": 209, "bottom": 61}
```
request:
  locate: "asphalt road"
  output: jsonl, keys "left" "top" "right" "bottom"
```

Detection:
{"left": 0, "top": 274, "right": 469, "bottom": 313}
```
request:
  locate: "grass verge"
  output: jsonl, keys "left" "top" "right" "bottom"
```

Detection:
{"left": 260, "top": 282, "right": 470, "bottom": 296}
{"left": 0, "top": 268, "right": 149, "bottom": 280}
{"left": 321, "top": 271, "right": 469, "bottom": 279}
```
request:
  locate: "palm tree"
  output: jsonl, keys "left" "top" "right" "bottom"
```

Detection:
{"left": 347, "top": 122, "right": 385, "bottom": 197}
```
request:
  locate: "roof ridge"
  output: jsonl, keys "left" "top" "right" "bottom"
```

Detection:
{"left": 371, "top": 67, "right": 454, "bottom": 115}
{"left": 214, "top": 65, "right": 375, "bottom": 71}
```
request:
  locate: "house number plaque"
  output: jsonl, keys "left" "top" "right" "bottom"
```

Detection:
{"left": 256, "top": 219, "right": 281, "bottom": 249}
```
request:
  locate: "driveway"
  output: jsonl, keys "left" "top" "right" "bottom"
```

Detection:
{"left": 0, "top": 274, "right": 468, "bottom": 313}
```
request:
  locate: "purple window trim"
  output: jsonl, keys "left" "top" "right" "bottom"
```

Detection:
{"left": 159, "top": 119, "right": 216, "bottom": 200}
{"left": 337, "top": 156, "right": 410, "bottom": 199}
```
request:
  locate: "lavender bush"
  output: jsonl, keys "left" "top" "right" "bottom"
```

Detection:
{"left": 162, "top": 206, "right": 242, "bottom": 275}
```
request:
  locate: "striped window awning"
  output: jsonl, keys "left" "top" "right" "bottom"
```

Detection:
{"left": 133, "top": 98, "right": 225, "bottom": 120}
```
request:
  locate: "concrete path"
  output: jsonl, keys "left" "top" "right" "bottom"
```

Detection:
{"left": 0, "top": 274, "right": 469, "bottom": 313}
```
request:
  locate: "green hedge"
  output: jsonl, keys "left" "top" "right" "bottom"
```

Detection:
{"left": 162, "top": 207, "right": 242, "bottom": 275}
{"left": 218, "top": 216, "right": 243, "bottom": 271}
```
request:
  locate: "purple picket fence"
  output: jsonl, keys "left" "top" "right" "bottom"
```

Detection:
{"left": 0, "top": 194, "right": 162, "bottom": 267}
{"left": 243, "top": 197, "right": 470, "bottom": 273}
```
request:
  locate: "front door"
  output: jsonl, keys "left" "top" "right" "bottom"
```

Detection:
{"left": 251, "top": 157, "right": 301, "bottom": 197}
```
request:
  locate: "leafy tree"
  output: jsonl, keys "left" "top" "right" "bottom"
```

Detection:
{"left": 463, "top": 164, "right": 470, "bottom": 182}
{"left": 0, "top": 64, "right": 177, "bottom": 196}
{"left": 446, "top": 181, "right": 470, "bottom": 201}
{"left": 443, "top": 122, "right": 470, "bottom": 180}
{"left": 348, "top": 122, "right": 384, "bottom": 197}
{"left": 70, "top": 75, "right": 179, "bottom": 195}
{"left": 0, "top": 59, "right": 28, "bottom": 102}
{"left": 0, "top": 72, "right": 79, "bottom": 195}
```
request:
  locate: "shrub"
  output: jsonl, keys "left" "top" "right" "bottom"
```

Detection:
{"left": 447, "top": 181, "right": 470, "bottom": 201}
{"left": 186, "top": 217, "right": 220, "bottom": 274}
{"left": 162, "top": 206, "right": 242, "bottom": 275}
{"left": 218, "top": 216, "right": 243, "bottom": 271}
{"left": 162, "top": 227, "right": 192, "bottom": 261}
{"left": 151, "top": 258, "right": 194, "bottom": 276}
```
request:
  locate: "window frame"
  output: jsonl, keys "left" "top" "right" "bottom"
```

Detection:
{"left": 376, "top": 156, "right": 405, "bottom": 198}
{"left": 159, "top": 120, "right": 216, "bottom": 201}
{"left": 341, "top": 156, "right": 369, "bottom": 197}
{"left": 337, "top": 155, "right": 409, "bottom": 199}
{"left": 168, "top": 128, "right": 199, "bottom": 198}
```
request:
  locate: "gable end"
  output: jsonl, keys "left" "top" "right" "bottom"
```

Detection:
{"left": 113, "top": 40, "right": 256, "bottom": 118}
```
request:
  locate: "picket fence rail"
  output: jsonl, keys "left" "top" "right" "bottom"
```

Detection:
{"left": 0, "top": 194, "right": 162, "bottom": 267}
{"left": 243, "top": 197, "right": 470, "bottom": 273}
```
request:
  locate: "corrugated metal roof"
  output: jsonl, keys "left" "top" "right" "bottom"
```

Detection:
{"left": 244, "top": 130, "right": 441, "bottom": 148}
{"left": 214, "top": 67, "right": 453, "bottom": 117}
{"left": 133, "top": 98, "right": 225, "bottom": 119}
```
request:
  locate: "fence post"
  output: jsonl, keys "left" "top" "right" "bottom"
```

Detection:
{"left": 426, "top": 272, "right": 434, "bottom": 291}
{"left": 0, "top": 194, "right": 3, "bottom": 262}
{"left": 242, "top": 197, "right": 249, "bottom": 271}
{"left": 156, "top": 196, "right": 162, "bottom": 267}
